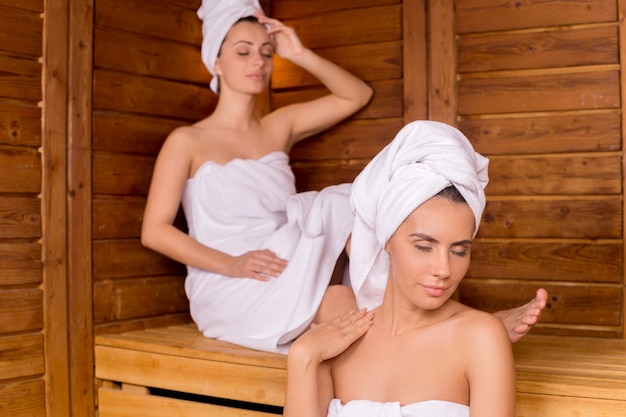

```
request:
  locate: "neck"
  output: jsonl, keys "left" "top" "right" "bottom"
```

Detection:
{"left": 212, "top": 89, "right": 259, "bottom": 130}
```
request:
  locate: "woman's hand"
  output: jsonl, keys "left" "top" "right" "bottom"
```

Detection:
{"left": 227, "top": 249, "right": 288, "bottom": 281}
{"left": 254, "top": 10, "right": 306, "bottom": 61}
{"left": 291, "top": 309, "right": 375, "bottom": 363}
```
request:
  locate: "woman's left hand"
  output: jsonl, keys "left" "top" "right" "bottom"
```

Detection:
{"left": 254, "top": 10, "right": 306, "bottom": 61}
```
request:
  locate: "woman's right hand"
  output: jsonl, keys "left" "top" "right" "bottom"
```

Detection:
{"left": 291, "top": 309, "right": 375, "bottom": 363}
{"left": 228, "top": 249, "right": 288, "bottom": 281}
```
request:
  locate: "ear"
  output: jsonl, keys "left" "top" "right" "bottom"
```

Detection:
{"left": 214, "top": 57, "right": 223, "bottom": 76}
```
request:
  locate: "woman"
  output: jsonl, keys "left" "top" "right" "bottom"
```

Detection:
{"left": 142, "top": 1, "right": 545, "bottom": 354}
{"left": 284, "top": 121, "right": 515, "bottom": 417}
{"left": 141, "top": 0, "right": 372, "bottom": 353}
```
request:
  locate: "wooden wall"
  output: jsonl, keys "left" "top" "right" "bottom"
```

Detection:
{"left": 438, "top": 0, "right": 626, "bottom": 338}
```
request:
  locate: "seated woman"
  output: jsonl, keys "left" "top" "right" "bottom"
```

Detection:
{"left": 284, "top": 121, "right": 516, "bottom": 417}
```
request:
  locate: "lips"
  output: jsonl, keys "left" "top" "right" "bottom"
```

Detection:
{"left": 422, "top": 285, "right": 447, "bottom": 297}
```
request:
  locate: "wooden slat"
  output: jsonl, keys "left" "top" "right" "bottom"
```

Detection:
{"left": 93, "top": 152, "right": 154, "bottom": 196}
{"left": 0, "top": 289, "right": 43, "bottom": 333}
{"left": 0, "top": 380, "right": 45, "bottom": 417}
{"left": 271, "top": 0, "right": 399, "bottom": 19}
{"left": 93, "top": 196, "right": 145, "bottom": 239}
{"left": 0, "top": 196, "right": 41, "bottom": 239}
{"left": 289, "top": 118, "right": 403, "bottom": 161}
{"left": 93, "top": 69, "right": 215, "bottom": 120}
{"left": 0, "top": 0, "right": 43, "bottom": 12}
{"left": 402, "top": 0, "right": 427, "bottom": 122}
{"left": 292, "top": 159, "right": 369, "bottom": 191}
{"left": 98, "top": 387, "right": 280, "bottom": 417}
{"left": 271, "top": 79, "right": 402, "bottom": 120}
{"left": 94, "top": 27, "right": 209, "bottom": 84}
{"left": 93, "top": 239, "right": 185, "bottom": 280}
{"left": 468, "top": 240, "right": 621, "bottom": 283}
{"left": 459, "top": 280, "right": 622, "bottom": 326}
{"left": 0, "top": 53, "right": 41, "bottom": 102}
{"left": 487, "top": 154, "right": 621, "bottom": 195}
{"left": 93, "top": 112, "right": 180, "bottom": 155}
{"left": 95, "top": 0, "right": 202, "bottom": 45}
{"left": 459, "top": 111, "right": 621, "bottom": 155}
{"left": 516, "top": 392, "right": 626, "bottom": 417}
{"left": 95, "top": 314, "right": 192, "bottom": 336}
{"left": 0, "top": 146, "right": 41, "bottom": 193}
{"left": 458, "top": 26, "right": 619, "bottom": 73}
{"left": 481, "top": 197, "right": 621, "bottom": 239}
{"left": 456, "top": 0, "right": 617, "bottom": 34}
{"left": 0, "top": 5, "right": 42, "bottom": 57}
{"left": 458, "top": 70, "right": 620, "bottom": 115}
{"left": 0, "top": 103, "right": 41, "bottom": 147}
{"left": 284, "top": 5, "right": 401, "bottom": 49}
{"left": 95, "top": 346, "right": 286, "bottom": 406}
{"left": 93, "top": 276, "right": 188, "bottom": 323}
{"left": 0, "top": 242, "right": 42, "bottom": 285}
{"left": 428, "top": 0, "right": 456, "bottom": 124}
{"left": 272, "top": 41, "right": 401, "bottom": 88}
{"left": 0, "top": 334, "right": 44, "bottom": 380}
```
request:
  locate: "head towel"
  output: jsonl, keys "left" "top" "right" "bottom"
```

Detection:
{"left": 197, "top": 0, "right": 264, "bottom": 94}
{"left": 349, "top": 120, "right": 489, "bottom": 309}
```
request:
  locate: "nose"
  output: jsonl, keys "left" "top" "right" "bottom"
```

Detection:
{"left": 251, "top": 50, "right": 264, "bottom": 67}
{"left": 430, "top": 249, "right": 451, "bottom": 279}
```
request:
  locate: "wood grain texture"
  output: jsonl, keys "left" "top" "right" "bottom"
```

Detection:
{"left": 0, "top": 104, "right": 41, "bottom": 147}
{"left": 0, "top": 380, "right": 45, "bottom": 417}
{"left": 0, "top": 242, "right": 41, "bottom": 285}
{"left": 0, "top": 5, "right": 42, "bottom": 57}
{"left": 0, "top": 146, "right": 41, "bottom": 193}
{"left": 0, "top": 334, "right": 44, "bottom": 380}
{"left": 0, "top": 289, "right": 43, "bottom": 333}
{"left": 0, "top": 197, "right": 41, "bottom": 239}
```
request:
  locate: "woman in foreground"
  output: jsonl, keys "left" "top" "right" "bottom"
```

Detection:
{"left": 284, "top": 121, "right": 515, "bottom": 417}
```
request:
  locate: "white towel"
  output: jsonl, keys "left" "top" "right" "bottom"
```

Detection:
{"left": 349, "top": 121, "right": 489, "bottom": 309}
{"left": 197, "top": 0, "right": 264, "bottom": 94}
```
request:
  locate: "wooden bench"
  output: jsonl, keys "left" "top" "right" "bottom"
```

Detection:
{"left": 95, "top": 324, "right": 626, "bottom": 417}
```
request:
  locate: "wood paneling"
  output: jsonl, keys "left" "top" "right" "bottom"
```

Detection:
{"left": 0, "top": 104, "right": 41, "bottom": 147}
{"left": 271, "top": 0, "right": 399, "bottom": 19}
{"left": 0, "top": 54, "right": 41, "bottom": 101}
{"left": 93, "top": 153, "right": 154, "bottom": 196}
{"left": 0, "top": 334, "right": 44, "bottom": 379}
{"left": 0, "top": 289, "right": 43, "bottom": 333}
{"left": 0, "top": 242, "right": 41, "bottom": 285}
{"left": 93, "top": 197, "right": 145, "bottom": 239}
{"left": 0, "top": 5, "right": 42, "bottom": 57}
{"left": 0, "top": 147, "right": 41, "bottom": 193}
{"left": 0, "top": 380, "right": 45, "bottom": 417}
{"left": 0, "top": 197, "right": 41, "bottom": 239}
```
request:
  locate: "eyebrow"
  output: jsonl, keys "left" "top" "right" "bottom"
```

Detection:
{"left": 410, "top": 233, "right": 472, "bottom": 247}
{"left": 233, "top": 40, "right": 274, "bottom": 48}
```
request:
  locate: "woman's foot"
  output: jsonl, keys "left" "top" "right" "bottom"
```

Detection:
{"left": 494, "top": 288, "right": 548, "bottom": 343}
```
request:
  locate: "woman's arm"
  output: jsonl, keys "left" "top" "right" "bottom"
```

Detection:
{"left": 284, "top": 309, "right": 374, "bottom": 417}
{"left": 141, "top": 129, "right": 287, "bottom": 280}
{"left": 464, "top": 313, "right": 516, "bottom": 417}
{"left": 255, "top": 12, "right": 373, "bottom": 148}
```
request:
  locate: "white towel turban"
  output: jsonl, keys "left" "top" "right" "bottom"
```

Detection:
{"left": 349, "top": 120, "right": 489, "bottom": 309}
{"left": 197, "top": 0, "right": 264, "bottom": 94}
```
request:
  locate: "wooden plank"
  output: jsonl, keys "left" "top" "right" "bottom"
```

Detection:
{"left": 94, "top": 27, "right": 209, "bottom": 84}
{"left": 516, "top": 392, "right": 626, "bottom": 417}
{"left": 0, "top": 146, "right": 41, "bottom": 193}
{"left": 93, "top": 152, "right": 155, "bottom": 196}
{"left": 487, "top": 154, "right": 621, "bottom": 195}
{"left": 0, "top": 196, "right": 41, "bottom": 239}
{"left": 0, "top": 242, "right": 42, "bottom": 285}
{"left": 458, "top": 26, "right": 619, "bottom": 73}
{"left": 272, "top": 0, "right": 399, "bottom": 19}
{"left": 95, "top": 346, "right": 286, "bottom": 406}
{"left": 0, "top": 53, "right": 41, "bottom": 102}
{"left": 98, "top": 387, "right": 280, "bottom": 417}
{"left": 0, "top": 289, "right": 43, "bottom": 333}
{"left": 289, "top": 118, "right": 403, "bottom": 161}
{"left": 402, "top": 0, "right": 427, "bottom": 122}
{"left": 284, "top": 5, "right": 401, "bottom": 49}
{"left": 0, "top": 103, "right": 41, "bottom": 147}
{"left": 0, "top": 0, "right": 43, "bottom": 12}
{"left": 0, "top": 380, "right": 45, "bottom": 417}
{"left": 292, "top": 159, "right": 369, "bottom": 191}
{"left": 93, "top": 239, "right": 185, "bottom": 280}
{"left": 95, "top": 314, "right": 192, "bottom": 336}
{"left": 458, "top": 70, "right": 621, "bottom": 115}
{"left": 95, "top": 0, "right": 202, "bottom": 45}
{"left": 480, "top": 197, "right": 621, "bottom": 239}
{"left": 272, "top": 41, "right": 402, "bottom": 88}
{"left": 458, "top": 111, "right": 621, "bottom": 155}
{"left": 271, "top": 79, "right": 403, "bottom": 120}
{"left": 459, "top": 280, "right": 622, "bottom": 326}
{"left": 428, "top": 0, "right": 456, "bottom": 123}
{"left": 93, "top": 197, "right": 146, "bottom": 239}
{"left": 93, "top": 276, "right": 188, "bottom": 323}
{"left": 93, "top": 69, "right": 215, "bottom": 120}
{"left": 0, "top": 5, "right": 42, "bottom": 57}
{"left": 93, "top": 111, "right": 179, "bottom": 155}
{"left": 468, "top": 240, "right": 621, "bottom": 283}
{"left": 456, "top": 0, "right": 617, "bottom": 34}
{"left": 0, "top": 334, "right": 44, "bottom": 379}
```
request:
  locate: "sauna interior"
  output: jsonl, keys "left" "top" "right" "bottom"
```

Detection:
{"left": 1, "top": 0, "right": 625, "bottom": 416}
